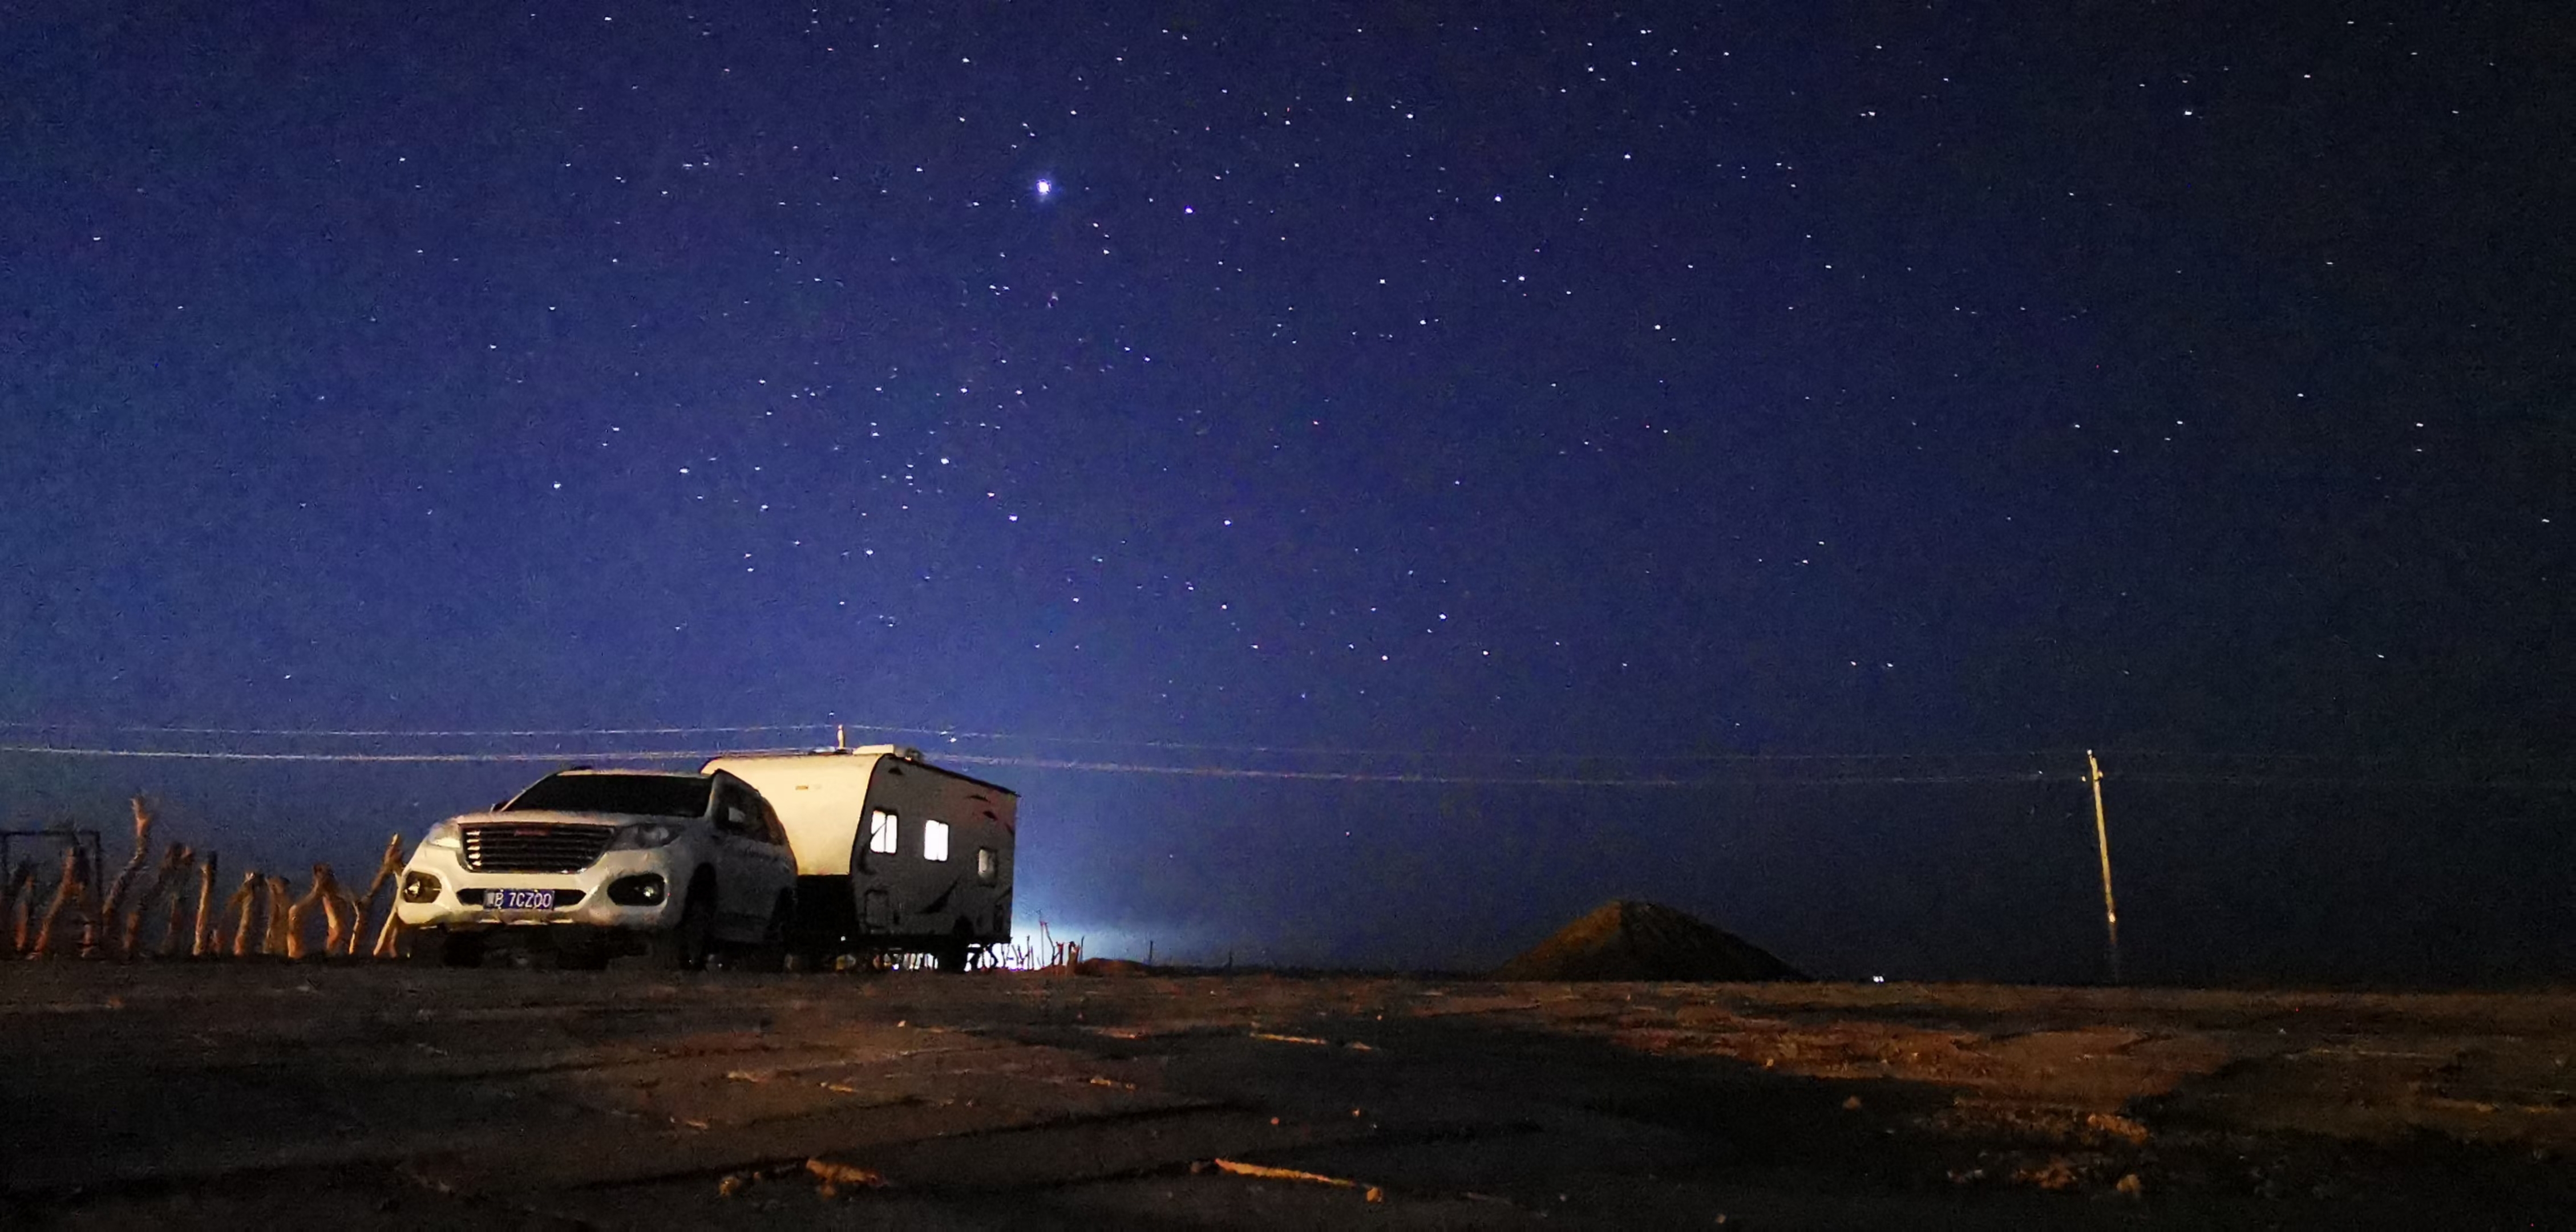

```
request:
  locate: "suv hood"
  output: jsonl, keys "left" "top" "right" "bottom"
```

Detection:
{"left": 450, "top": 810, "right": 689, "bottom": 828}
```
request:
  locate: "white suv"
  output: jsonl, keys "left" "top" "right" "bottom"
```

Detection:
{"left": 395, "top": 768, "right": 796, "bottom": 970}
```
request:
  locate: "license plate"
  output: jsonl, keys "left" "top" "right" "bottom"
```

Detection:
{"left": 488, "top": 889, "right": 556, "bottom": 910}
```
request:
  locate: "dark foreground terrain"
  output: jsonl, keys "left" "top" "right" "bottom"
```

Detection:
{"left": 2, "top": 964, "right": 2569, "bottom": 1229}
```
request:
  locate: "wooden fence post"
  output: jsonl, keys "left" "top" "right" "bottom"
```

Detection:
{"left": 321, "top": 869, "right": 363, "bottom": 957}
{"left": 120, "top": 842, "right": 191, "bottom": 959}
{"left": 159, "top": 852, "right": 198, "bottom": 958}
{"left": 92, "top": 797, "right": 156, "bottom": 957}
{"left": 288, "top": 865, "right": 349, "bottom": 959}
{"left": 191, "top": 852, "right": 221, "bottom": 957}
{"left": 261, "top": 874, "right": 294, "bottom": 956}
{"left": 349, "top": 834, "right": 407, "bottom": 957}
{"left": 1, "top": 860, "right": 29, "bottom": 955}
{"left": 370, "top": 903, "right": 406, "bottom": 959}
{"left": 31, "top": 846, "right": 90, "bottom": 959}
{"left": 227, "top": 871, "right": 262, "bottom": 957}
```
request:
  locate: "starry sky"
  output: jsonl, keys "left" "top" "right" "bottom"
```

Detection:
{"left": 4, "top": 2, "right": 2569, "bottom": 982}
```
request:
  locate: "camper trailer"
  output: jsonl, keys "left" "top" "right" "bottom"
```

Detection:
{"left": 700, "top": 746, "right": 1015, "bottom": 970}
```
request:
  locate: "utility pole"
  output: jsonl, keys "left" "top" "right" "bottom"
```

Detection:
{"left": 2085, "top": 749, "right": 2123, "bottom": 983}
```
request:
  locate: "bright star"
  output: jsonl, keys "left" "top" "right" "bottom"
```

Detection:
{"left": 1033, "top": 179, "right": 1054, "bottom": 200}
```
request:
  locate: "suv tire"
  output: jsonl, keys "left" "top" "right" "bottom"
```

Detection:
{"left": 410, "top": 927, "right": 484, "bottom": 968}
{"left": 648, "top": 880, "right": 715, "bottom": 971}
{"left": 731, "top": 890, "right": 793, "bottom": 973}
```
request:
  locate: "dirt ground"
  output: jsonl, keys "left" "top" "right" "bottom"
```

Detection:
{"left": 2, "top": 964, "right": 2569, "bottom": 1229}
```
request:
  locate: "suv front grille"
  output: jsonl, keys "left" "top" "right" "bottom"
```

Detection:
{"left": 462, "top": 823, "right": 617, "bottom": 873}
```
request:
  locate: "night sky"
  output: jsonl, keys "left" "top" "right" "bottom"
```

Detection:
{"left": 5, "top": 3, "right": 2569, "bottom": 982}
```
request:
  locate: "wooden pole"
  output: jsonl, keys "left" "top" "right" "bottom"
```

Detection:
{"left": 122, "top": 842, "right": 191, "bottom": 958}
{"left": 301, "top": 865, "right": 356, "bottom": 958}
{"left": 287, "top": 868, "right": 323, "bottom": 959}
{"left": 227, "top": 870, "right": 262, "bottom": 957}
{"left": 31, "top": 845, "right": 89, "bottom": 959}
{"left": 348, "top": 834, "right": 407, "bottom": 957}
{"left": 2086, "top": 749, "right": 2123, "bottom": 984}
{"left": 332, "top": 882, "right": 362, "bottom": 954}
{"left": 0, "top": 861, "right": 21, "bottom": 954}
{"left": 93, "top": 797, "right": 156, "bottom": 957}
{"left": 3, "top": 860, "right": 33, "bottom": 955}
{"left": 191, "top": 851, "right": 221, "bottom": 957}
{"left": 159, "top": 851, "right": 199, "bottom": 958}
{"left": 370, "top": 901, "right": 406, "bottom": 959}
{"left": 262, "top": 873, "right": 295, "bottom": 956}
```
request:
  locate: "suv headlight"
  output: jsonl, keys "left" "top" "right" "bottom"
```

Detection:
{"left": 608, "top": 821, "right": 684, "bottom": 850}
{"left": 422, "top": 821, "right": 463, "bottom": 850}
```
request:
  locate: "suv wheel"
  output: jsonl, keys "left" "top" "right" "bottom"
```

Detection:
{"left": 410, "top": 927, "right": 483, "bottom": 968}
{"left": 649, "top": 882, "right": 715, "bottom": 971}
{"left": 714, "top": 890, "right": 793, "bottom": 973}
{"left": 557, "top": 935, "right": 610, "bottom": 971}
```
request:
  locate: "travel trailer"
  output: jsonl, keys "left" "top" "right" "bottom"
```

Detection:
{"left": 701, "top": 745, "right": 1016, "bottom": 970}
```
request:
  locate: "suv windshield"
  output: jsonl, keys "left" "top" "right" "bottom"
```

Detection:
{"left": 504, "top": 773, "right": 711, "bottom": 819}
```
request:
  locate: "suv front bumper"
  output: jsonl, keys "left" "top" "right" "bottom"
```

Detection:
{"left": 395, "top": 842, "right": 689, "bottom": 934}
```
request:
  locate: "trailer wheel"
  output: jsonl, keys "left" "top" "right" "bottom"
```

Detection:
{"left": 933, "top": 921, "right": 976, "bottom": 974}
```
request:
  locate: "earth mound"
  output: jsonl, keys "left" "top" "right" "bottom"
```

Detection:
{"left": 1070, "top": 957, "right": 1155, "bottom": 978}
{"left": 1494, "top": 899, "right": 1806, "bottom": 982}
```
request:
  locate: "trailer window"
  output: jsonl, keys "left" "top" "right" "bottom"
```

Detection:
{"left": 868, "top": 809, "right": 898, "bottom": 855}
{"left": 976, "top": 847, "right": 998, "bottom": 885}
{"left": 922, "top": 820, "right": 950, "bottom": 862}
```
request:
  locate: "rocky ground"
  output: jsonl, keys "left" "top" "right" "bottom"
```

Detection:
{"left": 2, "top": 963, "right": 2569, "bottom": 1229}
